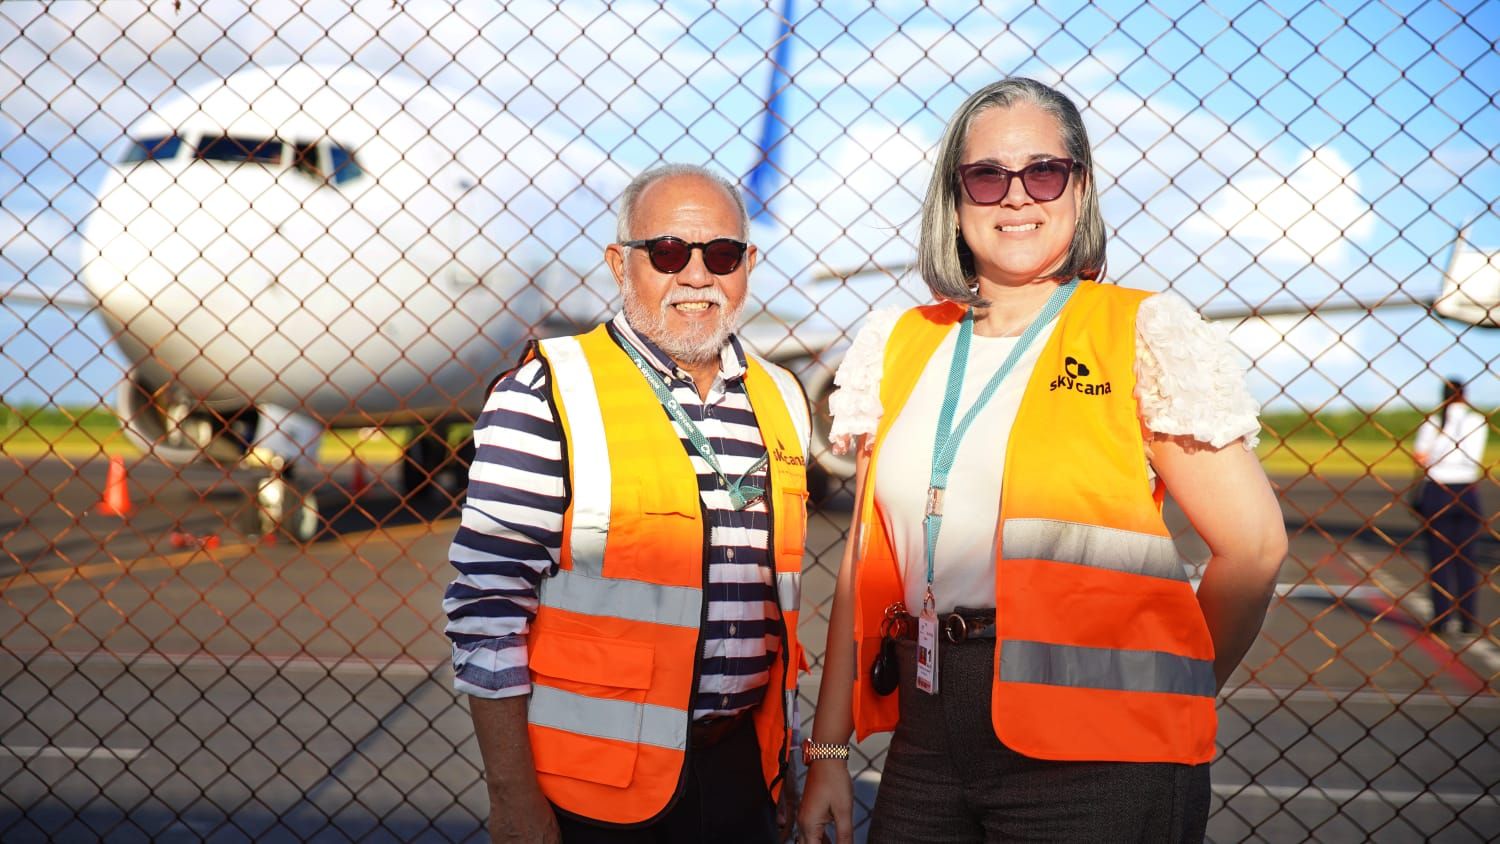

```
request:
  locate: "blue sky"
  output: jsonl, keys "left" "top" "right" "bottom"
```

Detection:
{"left": 1, "top": 0, "right": 1496, "bottom": 413}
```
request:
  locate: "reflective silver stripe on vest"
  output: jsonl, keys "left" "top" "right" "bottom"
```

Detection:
{"left": 776, "top": 571, "right": 801, "bottom": 613}
{"left": 748, "top": 354, "right": 811, "bottom": 456}
{"left": 530, "top": 684, "right": 687, "bottom": 751}
{"left": 1000, "top": 640, "right": 1216, "bottom": 698}
{"left": 1003, "top": 518, "right": 1188, "bottom": 582}
{"left": 539, "top": 335, "right": 610, "bottom": 578}
{"left": 540, "top": 568, "right": 702, "bottom": 628}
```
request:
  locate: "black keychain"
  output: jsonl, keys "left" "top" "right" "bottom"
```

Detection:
{"left": 871, "top": 602, "right": 907, "bottom": 696}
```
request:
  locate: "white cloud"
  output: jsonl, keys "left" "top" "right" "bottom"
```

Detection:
{"left": 1185, "top": 146, "right": 1376, "bottom": 268}
{"left": 0, "top": 0, "right": 1492, "bottom": 411}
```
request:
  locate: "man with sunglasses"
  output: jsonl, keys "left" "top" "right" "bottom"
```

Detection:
{"left": 445, "top": 164, "right": 812, "bottom": 843}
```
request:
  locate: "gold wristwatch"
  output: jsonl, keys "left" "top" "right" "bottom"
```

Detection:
{"left": 801, "top": 737, "right": 851, "bottom": 764}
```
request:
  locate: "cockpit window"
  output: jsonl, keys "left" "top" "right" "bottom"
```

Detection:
{"left": 196, "top": 136, "right": 284, "bottom": 164}
{"left": 293, "top": 142, "right": 322, "bottom": 179}
{"left": 329, "top": 144, "right": 363, "bottom": 185}
{"left": 121, "top": 136, "right": 183, "bottom": 163}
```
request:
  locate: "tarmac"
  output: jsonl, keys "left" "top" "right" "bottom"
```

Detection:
{"left": 1, "top": 453, "right": 1496, "bottom": 842}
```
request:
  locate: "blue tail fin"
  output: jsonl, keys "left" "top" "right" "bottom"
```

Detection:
{"left": 744, "top": 0, "right": 795, "bottom": 224}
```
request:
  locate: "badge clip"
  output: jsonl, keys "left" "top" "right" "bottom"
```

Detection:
{"left": 925, "top": 486, "right": 944, "bottom": 517}
{"left": 914, "top": 588, "right": 939, "bottom": 695}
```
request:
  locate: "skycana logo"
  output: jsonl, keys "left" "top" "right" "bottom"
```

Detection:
{"left": 1049, "top": 356, "right": 1112, "bottom": 396}
{"left": 773, "top": 442, "right": 805, "bottom": 467}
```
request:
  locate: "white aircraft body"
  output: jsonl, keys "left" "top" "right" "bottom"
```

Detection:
{"left": 53, "top": 61, "right": 1499, "bottom": 540}
{"left": 76, "top": 65, "right": 620, "bottom": 534}
{"left": 73, "top": 64, "right": 843, "bottom": 537}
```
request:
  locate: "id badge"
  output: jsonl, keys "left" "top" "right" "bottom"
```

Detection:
{"left": 915, "top": 594, "right": 939, "bottom": 695}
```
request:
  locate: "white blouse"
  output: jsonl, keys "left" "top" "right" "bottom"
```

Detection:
{"left": 1415, "top": 404, "right": 1489, "bottom": 484}
{"left": 827, "top": 292, "right": 1263, "bottom": 613}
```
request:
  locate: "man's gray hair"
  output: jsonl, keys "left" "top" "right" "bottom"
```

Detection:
{"left": 615, "top": 163, "right": 750, "bottom": 242}
{"left": 917, "top": 77, "right": 1107, "bottom": 306}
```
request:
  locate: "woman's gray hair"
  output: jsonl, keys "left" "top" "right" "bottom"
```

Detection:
{"left": 615, "top": 163, "right": 749, "bottom": 242}
{"left": 917, "top": 77, "right": 1106, "bottom": 306}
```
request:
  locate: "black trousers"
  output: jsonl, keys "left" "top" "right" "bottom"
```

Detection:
{"left": 554, "top": 715, "right": 777, "bottom": 843}
{"left": 1419, "top": 481, "right": 1485, "bottom": 633}
{"left": 869, "top": 638, "right": 1210, "bottom": 843}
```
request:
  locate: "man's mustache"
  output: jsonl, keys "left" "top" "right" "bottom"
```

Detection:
{"left": 662, "top": 287, "right": 728, "bottom": 307}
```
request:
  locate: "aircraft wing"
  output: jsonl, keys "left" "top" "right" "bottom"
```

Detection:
{"left": 0, "top": 283, "right": 96, "bottom": 311}
{"left": 809, "top": 260, "right": 1496, "bottom": 327}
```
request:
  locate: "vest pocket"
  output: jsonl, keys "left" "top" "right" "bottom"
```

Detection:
{"left": 639, "top": 473, "right": 699, "bottom": 517}
{"left": 529, "top": 630, "right": 656, "bottom": 787}
{"left": 608, "top": 480, "right": 702, "bottom": 586}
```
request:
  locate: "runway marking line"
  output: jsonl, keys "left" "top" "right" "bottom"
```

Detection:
{"left": 6, "top": 646, "right": 443, "bottom": 678}
{"left": 850, "top": 771, "right": 1498, "bottom": 809}
{"left": 0, "top": 543, "right": 248, "bottom": 592}
{"left": 1355, "top": 551, "right": 1500, "bottom": 678}
{"left": 1319, "top": 552, "right": 1490, "bottom": 696}
{"left": 0, "top": 520, "right": 445, "bottom": 593}
{"left": 0, "top": 745, "right": 147, "bottom": 761}
{"left": 1210, "top": 781, "right": 1499, "bottom": 810}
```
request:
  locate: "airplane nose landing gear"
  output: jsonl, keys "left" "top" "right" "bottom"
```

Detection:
{"left": 255, "top": 467, "right": 320, "bottom": 544}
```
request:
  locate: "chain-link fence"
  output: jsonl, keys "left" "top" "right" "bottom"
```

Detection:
{"left": 2, "top": 1, "right": 1496, "bottom": 841}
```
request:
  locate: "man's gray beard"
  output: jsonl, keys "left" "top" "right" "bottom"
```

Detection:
{"left": 622, "top": 288, "right": 742, "bottom": 366}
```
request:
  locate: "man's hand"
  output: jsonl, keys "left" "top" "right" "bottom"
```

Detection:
{"left": 777, "top": 765, "right": 801, "bottom": 842}
{"left": 470, "top": 696, "right": 562, "bottom": 844}
{"left": 797, "top": 759, "right": 854, "bottom": 844}
{"left": 487, "top": 780, "right": 560, "bottom": 844}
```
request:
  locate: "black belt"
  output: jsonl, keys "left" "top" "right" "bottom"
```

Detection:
{"left": 690, "top": 710, "right": 750, "bottom": 748}
{"left": 893, "top": 606, "right": 997, "bottom": 644}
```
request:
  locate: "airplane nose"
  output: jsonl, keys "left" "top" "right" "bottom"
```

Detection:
{"left": 81, "top": 165, "right": 290, "bottom": 390}
{"left": 84, "top": 168, "right": 288, "bottom": 300}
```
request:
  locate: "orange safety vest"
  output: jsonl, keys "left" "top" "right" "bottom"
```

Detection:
{"left": 525, "top": 324, "right": 810, "bottom": 825}
{"left": 851, "top": 281, "right": 1218, "bottom": 764}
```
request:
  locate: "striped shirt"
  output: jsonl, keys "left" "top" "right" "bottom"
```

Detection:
{"left": 444, "top": 313, "right": 790, "bottom": 720}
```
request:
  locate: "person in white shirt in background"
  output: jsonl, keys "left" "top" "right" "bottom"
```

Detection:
{"left": 1413, "top": 377, "right": 1492, "bottom": 637}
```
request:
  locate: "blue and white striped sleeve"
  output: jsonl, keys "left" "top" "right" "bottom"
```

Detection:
{"left": 442, "top": 357, "right": 567, "bottom": 699}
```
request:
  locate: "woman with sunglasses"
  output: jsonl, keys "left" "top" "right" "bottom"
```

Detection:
{"left": 796, "top": 77, "right": 1287, "bottom": 843}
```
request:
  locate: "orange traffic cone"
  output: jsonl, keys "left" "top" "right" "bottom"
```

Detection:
{"left": 97, "top": 455, "right": 133, "bottom": 517}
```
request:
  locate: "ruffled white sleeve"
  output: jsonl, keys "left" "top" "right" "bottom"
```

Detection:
{"left": 827, "top": 307, "right": 905, "bottom": 455}
{"left": 1134, "top": 292, "right": 1262, "bottom": 450}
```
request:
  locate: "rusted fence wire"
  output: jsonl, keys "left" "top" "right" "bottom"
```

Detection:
{"left": 1, "top": 2, "right": 1495, "bottom": 841}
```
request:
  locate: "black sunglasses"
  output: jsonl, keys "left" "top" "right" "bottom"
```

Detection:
{"left": 956, "top": 159, "right": 1081, "bottom": 204}
{"left": 619, "top": 236, "right": 748, "bottom": 275}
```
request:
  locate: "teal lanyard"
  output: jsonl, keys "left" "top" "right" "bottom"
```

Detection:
{"left": 619, "top": 340, "right": 771, "bottom": 510}
{"left": 923, "top": 280, "right": 1078, "bottom": 586}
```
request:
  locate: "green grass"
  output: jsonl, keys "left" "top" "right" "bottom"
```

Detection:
{"left": 3, "top": 404, "right": 1494, "bottom": 479}
{"left": 1, "top": 405, "right": 132, "bottom": 457}
{"left": 0, "top": 404, "right": 404, "bottom": 463}
{"left": 1255, "top": 408, "right": 1498, "bottom": 478}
